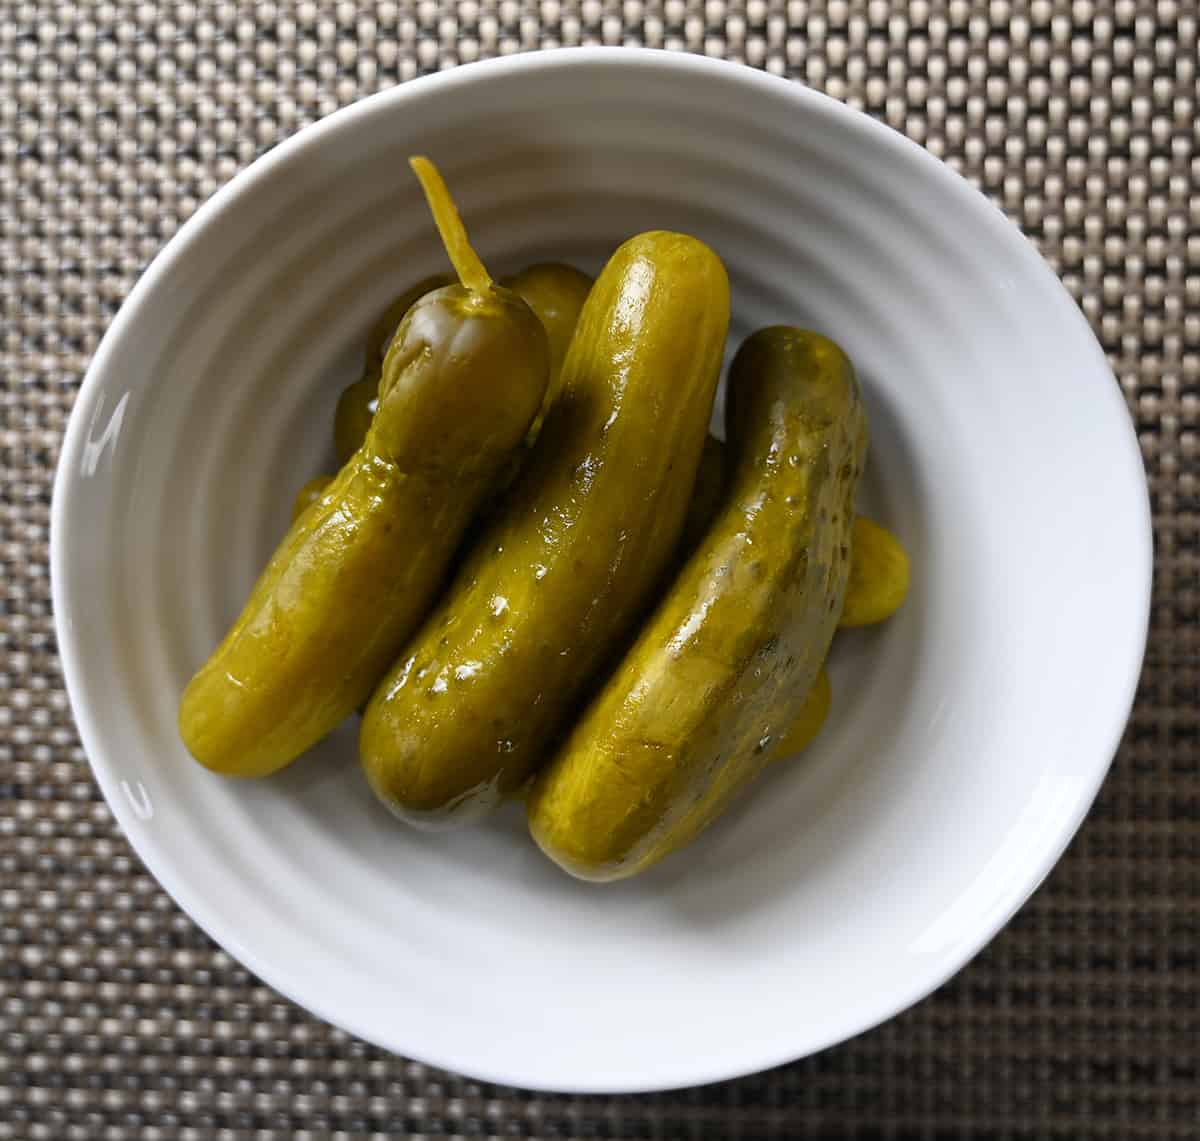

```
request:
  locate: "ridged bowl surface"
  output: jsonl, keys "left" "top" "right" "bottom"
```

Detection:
{"left": 52, "top": 48, "right": 1150, "bottom": 1092}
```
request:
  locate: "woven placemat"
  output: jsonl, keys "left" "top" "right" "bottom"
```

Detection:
{"left": 2, "top": 1, "right": 1196, "bottom": 1136}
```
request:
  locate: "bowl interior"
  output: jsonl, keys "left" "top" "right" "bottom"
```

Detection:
{"left": 53, "top": 49, "right": 1149, "bottom": 1092}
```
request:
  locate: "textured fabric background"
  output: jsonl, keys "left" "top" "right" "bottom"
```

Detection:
{"left": 2, "top": 1, "right": 1197, "bottom": 1137}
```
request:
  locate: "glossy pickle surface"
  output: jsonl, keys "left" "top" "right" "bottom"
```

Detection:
{"left": 179, "top": 158, "right": 549, "bottom": 777}
{"left": 528, "top": 327, "right": 868, "bottom": 880}
{"left": 684, "top": 435, "right": 909, "bottom": 632}
{"left": 360, "top": 230, "right": 730, "bottom": 825}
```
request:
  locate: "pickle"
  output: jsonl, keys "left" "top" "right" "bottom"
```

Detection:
{"left": 528, "top": 328, "right": 867, "bottom": 880}
{"left": 360, "top": 231, "right": 730, "bottom": 825}
{"left": 683, "top": 436, "right": 908, "bottom": 629}
{"left": 179, "top": 157, "right": 548, "bottom": 777}
{"left": 334, "top": 263, "right": 591, "bottom": 465}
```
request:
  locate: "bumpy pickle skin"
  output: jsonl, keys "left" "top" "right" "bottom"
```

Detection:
{"left": 679, "top": 433, "right": 835, "bottom": 762}
{"left": 178, "top": 156, "right": 548, "bottom": 778}
{"left": 682, "top": 435, "right": 910, "bottom": 631}
{"left": 671, "top": 437, "right": 907, "bottom": 766}
{"left": 527, "top": 328, "right": 868, "bottom": 881}
{"left": 359, "top": 230, "right": 730, "bottom": 826}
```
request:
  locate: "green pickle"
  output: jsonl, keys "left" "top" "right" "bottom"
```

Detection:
{"left": 678, "top": 436, "right": 836, "bottom": 765}
{"left": 360, "top": 230, "right": 730, "bottom": 826}
{"left": 527, "top": 328, "right": 868, "bottom": 881}
{"left": 333, "top": 263, "right": 592, "bottom": 465}
{"left": 669, "top": 434, "right": 909, "bottom": 773}
{"left": 685, "top": 435, "right": 909, "bottom": 631}
{"left": 366, "top": 275, "right": 453, "bottom": 368}
{"left": 179, "top": 156, "right": 549, "bottom": 778}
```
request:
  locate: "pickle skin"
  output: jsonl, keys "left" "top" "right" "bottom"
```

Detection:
{"left": 179, "top": 158, "right": 549, "bottom": 778}
{"left": 360, "top": 230, "right": 730, "bottom": 826}
{"left": 528, "top": 327, "right": 868, "bottom": 881}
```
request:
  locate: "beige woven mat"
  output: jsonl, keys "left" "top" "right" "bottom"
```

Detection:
{"left": 2, "top": 1, "right": 1197, "bottom": 1136}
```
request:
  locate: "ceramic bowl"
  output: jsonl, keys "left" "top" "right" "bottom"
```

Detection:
{"left": 52, "top": 48, "right": 1150, "bottom": 1092}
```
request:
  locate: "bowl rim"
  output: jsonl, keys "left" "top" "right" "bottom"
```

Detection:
{"left": 51, "top": 45, "right": 1153, "bottom": 1093}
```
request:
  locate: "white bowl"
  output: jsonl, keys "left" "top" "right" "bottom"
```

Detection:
{"left": 52, "top": 48, "right": 1150, "bottom": 1092}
